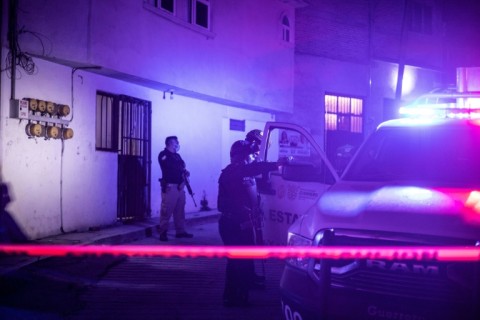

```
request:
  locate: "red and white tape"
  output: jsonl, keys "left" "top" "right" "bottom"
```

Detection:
{"left": 1, "top": 245, "right": 479, "bottom": 261}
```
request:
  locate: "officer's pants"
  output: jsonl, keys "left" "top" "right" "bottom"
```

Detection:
{"left": 159, "top": 185, "right": 186, "bottom": 234}
{"left": 218, "top": 214, "right": 255, "bottom": 302}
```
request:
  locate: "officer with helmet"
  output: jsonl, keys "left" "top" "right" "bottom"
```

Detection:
{"left": 217, "top": 139, "right": 281, "bottom": 307}
{"left": 245, "top": 129, "right": 263, "bottom": 161}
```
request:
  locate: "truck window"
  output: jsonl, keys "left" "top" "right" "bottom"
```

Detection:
{"left": 344, "top": 125, "right": 480, "bottom": 187}
{"left": 265, "top": 127, "right": 335, "bottom": 184}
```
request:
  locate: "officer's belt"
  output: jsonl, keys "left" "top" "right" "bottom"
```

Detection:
{"left": 221, "top": 211, "right": 249, "bottom": 219}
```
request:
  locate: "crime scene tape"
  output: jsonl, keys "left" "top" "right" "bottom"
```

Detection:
{"left": 0, "top": 245, "right": 479, "bottom": 261}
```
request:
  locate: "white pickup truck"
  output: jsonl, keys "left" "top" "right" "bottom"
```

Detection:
{"left": 258, "top": 92, "right": 480, "bottom": 320}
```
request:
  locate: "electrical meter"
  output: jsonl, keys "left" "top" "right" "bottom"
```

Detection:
{"left": 25, "top": 123, "right": 44, "bottom": 137}
{"left": 46, "top": 126, "right": 60, "bottom": 139}
{"left": 28, "top": 98, "right": 38, "bottom": 111}
{"left": 46, "top": 102, "right": 58, "bottom": 115}
{"left": 57, "top": 104, "right": 70, "bottom": 117}
{"left": 37, "top": 100, "right": 47, "bottom": 113}
{"left": 62, "top": 128, "right": 74, "bottom": 139}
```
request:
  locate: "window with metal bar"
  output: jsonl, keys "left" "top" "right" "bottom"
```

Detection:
{"left": 325, "top": 94, "right": 363, "bottom": 133}
{"left": 96, "top": 92, "right": 152, "bottom": 153}
{"left": 96, "top": 91, "right": 119, "bottom": 152}
{"left": 408, "top": 1, "right": 432, "bottom": 34}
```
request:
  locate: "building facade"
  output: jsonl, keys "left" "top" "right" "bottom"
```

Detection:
{"left": 1, "top": 0, "right": 296, "bottom": 239}
{"left": 283, "top": 0, "right": 451, "bottom": 173}
{"left": 1, "top": 0, "right": 472, "bottom": 239}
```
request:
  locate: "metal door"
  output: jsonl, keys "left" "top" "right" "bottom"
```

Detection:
{"left": 117, "top": 95, "right": 152, "bottom": 222}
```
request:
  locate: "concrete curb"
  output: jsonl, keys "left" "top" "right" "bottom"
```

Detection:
{"left": 0, "top": 210, "right": 220, "bottom": 275}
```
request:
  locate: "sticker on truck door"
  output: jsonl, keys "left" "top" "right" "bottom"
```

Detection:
{"left": 258, "top": 123, "right": 338, "bottom": 245}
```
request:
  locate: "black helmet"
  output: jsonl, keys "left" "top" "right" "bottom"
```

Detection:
{"left": 245, "top": 129, "right": 262, "bottom": 145}
{"left": 230, "top": 140, "right": 252, "bottom": 160}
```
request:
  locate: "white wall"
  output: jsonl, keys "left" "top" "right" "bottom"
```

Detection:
{"left": 0, "top": 54, "right": 273, "bottom": 239}
{"left": 15, "top": 0, "right": 295, "bottom": 113}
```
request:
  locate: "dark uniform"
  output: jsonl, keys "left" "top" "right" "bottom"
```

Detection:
{"left": 0, "top": 182, "right": 28, "bottom": 243}
{"left": 158, "top": 143, "right": 192, "bottom": 240}
{"left": 217, "top": 140, "right": 279, "bottom": 307}
{"left": 245, "top": 129, "right": 263, "bottom": 159}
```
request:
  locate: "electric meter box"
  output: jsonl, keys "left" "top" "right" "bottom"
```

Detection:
{"left": 10, "top": 99, "right": 29, "bottom": 119}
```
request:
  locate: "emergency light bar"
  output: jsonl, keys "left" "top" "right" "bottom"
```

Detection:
{"left": 399, "top": 92, "right": 480, "bottom": 119}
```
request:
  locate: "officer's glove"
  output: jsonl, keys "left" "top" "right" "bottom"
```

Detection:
{"left": 277, "top": 156, "right": 292, "bottom": 166}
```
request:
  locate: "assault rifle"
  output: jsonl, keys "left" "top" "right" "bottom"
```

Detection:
{"left": 183, "top": 171, "right": 197, "bottom": 207}
{"left": 249, "top": 207, "right": 264, "bottom": 246}
{"left": 248, "top": 195, "right": 266, "bottom": 282}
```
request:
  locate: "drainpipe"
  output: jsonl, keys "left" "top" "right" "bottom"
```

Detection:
{"left": 395, "top": 0, "right": 409, "bottom": 101}
{"left": 7, "top": 0, "right": 17, "bottom": 100}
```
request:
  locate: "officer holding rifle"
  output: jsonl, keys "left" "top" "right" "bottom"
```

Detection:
{"left": 217, "top": 139, "right": 283, "bottom": 307}
{"left": 158, "top": 136, "right": 194, "bottom": 242}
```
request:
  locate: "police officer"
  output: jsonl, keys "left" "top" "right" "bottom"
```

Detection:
{"left": 158, "top": 136, "right": 193, "bottom": 242}
{"left": 245, "top": 129, "right": 267, "bottom": 286}
{"left": 245, "top": 129, "right": 263, "bottom": 161}
{"left": 217, "top": 140, "right": 280, "bottom": 307}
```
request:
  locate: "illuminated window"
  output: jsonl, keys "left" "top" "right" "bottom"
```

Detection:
{"left": 191, "top": 0, "right": 210, "bottom": 29}
{"left": 325, "top": 94, "right": 363, "bottom": 133}
{"left": 408, "top": 1, "right": 432, "bottom": 34}
{"left": 282, "top": 15, "right": 291, "bottom": 42}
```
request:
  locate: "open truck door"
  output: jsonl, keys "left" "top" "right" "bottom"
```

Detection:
{"left": 258, "top": 122, "right": 339, "bottom": 245}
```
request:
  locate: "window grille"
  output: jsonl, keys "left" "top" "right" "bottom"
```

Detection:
{"left": 96, "top": 91, "right": 119, "bottom": 151}
{"left": 325, "top": 94, "right": 363, "bottom": 133}
{"left": 408, "top": 1, "right": 432, "bottom": 34}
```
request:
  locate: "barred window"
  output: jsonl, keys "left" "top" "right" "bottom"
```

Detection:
{"left": 325, "top": 94, "right": 363, "bottom": 133}
{"left": 96, "top": 91, "right": 119, "bottom": 152}
{"left": 408, "top": 1, "right": 432, "bottom": 34}
{"left": 96, "top": 92, "right": 152, "bottom": 153}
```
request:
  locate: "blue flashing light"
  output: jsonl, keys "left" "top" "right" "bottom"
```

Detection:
{"left": 399, "top": 92, "right": 480, "bottom": 120}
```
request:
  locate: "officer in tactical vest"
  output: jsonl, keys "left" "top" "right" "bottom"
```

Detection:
{"left": 158, "top": 136, "right": 194, "bottom": 241}
{"left": 217, "top": 140, "right": 281, "bottom": 307}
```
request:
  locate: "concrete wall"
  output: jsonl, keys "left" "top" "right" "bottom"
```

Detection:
{"left": 287, "top": 0, "right": 447, "bottom": 148}
{"left": 0, "top": 0, "right": 455, "bottom": 239}
{"left": 287, "top": 54, "right": 444, "bottom": 143}
{"left": 0, "top": 0, "right": 290, "bottom": 239}
{"left": 1, "top": 55, "right": 274, "bottom": 239}
{"left": 14, "top": 0, "right": 295, "bottom": 112}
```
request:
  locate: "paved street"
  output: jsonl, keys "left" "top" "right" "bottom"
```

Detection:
{"left": 1, "top": 220, "right": 286, "bottom": 320}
